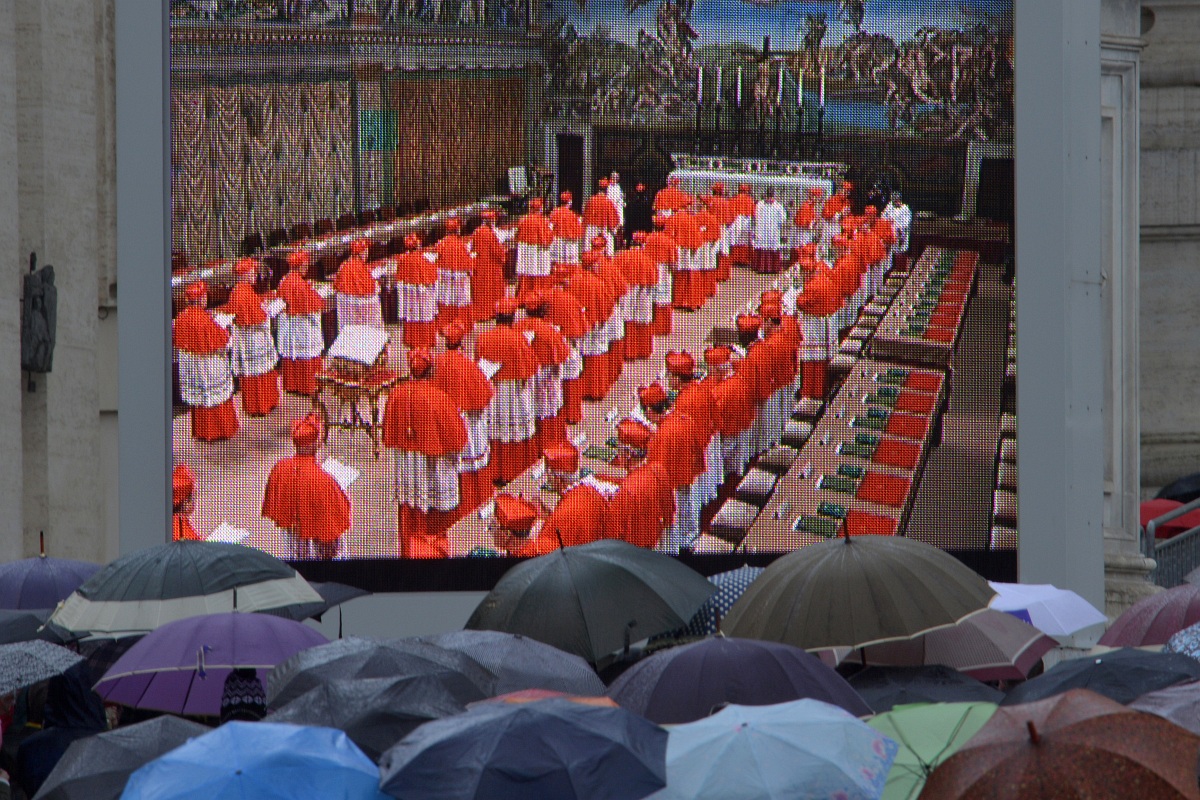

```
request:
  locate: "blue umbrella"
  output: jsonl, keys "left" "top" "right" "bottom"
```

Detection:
{"left": 0, "top": 539, "right": 100, "bottom": 610}
{"left": 121, "top": 721, "right": 390, "bottom": 800}
{"left": 683, "top": 566, "right": 764, "bottom": 637}
{"left": 379, "top": 697, "right": 668, "bottom": 800}
{"left": 607, "top": 636, "right": 871, "bottom": 724}
{"left": 649, "top": 699, "right": 898, "bottom": 800}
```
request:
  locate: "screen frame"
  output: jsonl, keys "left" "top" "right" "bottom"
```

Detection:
{"left": 118, "top": 0, "right": 1105, "bottom": 607}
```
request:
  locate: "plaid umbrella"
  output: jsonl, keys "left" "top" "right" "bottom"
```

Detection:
{"left": 683, "top": 566, "right": 764, "bottom": 637}
{"left": 921, "top": 689, "right": 1200, "bottom": 799}
{"left": 0, "top": 639, "right": 84, "bottom": 695}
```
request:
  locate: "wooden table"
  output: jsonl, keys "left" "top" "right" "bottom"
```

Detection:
{"left": 870, "top": 248, "right": 979, "bottom": 369}
{"left": 744, "top": 359, "right": 947, "bottom": 552}
{"left": 312, "top": 365, "right": 401, "bottom": 460}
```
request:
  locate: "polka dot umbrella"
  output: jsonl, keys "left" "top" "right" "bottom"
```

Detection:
{"left": 683, "top": 565, "right": 764, "bottom": 637}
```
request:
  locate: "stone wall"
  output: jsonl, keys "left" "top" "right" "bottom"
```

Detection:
{"left": 1, "top": 0, "right": 119, "bottom": 563}
{"left": 1140, "top": 1, "right": 1200, "bottom": 488}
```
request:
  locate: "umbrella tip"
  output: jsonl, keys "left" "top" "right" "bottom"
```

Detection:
{"left": 1026, "top": 720, "right": 1040, "bottom": 745}
{"left": 39, "top": 530, "right": 45, "bottom": 558}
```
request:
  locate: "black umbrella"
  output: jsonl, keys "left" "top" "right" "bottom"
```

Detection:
{"left": 266, "top": 636, "right": 497, "bottom": 709}
{"left": 1156, "top": 471, "right": 1200, "bottom": 504}
{"left": 0, "top": 543, "right": 100, "bottom": 610}
{"left": 1002, "top": 647, "right": 1200, "bottom": 706}
{"left": 47, "top": 541, "right": 322, "bottom": 637}
{"left": 260, "top": 581, "right": 371, "bottom": 625}
{"left": 0, "top": 608, "right": 64, "bottom": 645}
{"left": 607, "top": 636, "right": 871, "bottom": 724}
{"left": 421, "top": 630, "right": 606, "bottom": 696}
{"left": 465, "top": 540, "right": 716, "bottom": 664}
{"left": 848, "top": 664, "right": 1005, "bottom": 714}
{"left": 34, "top": 715, "right": 210, "bottom": 800}
{"left": 266, "top": 673, "right": 487, "bottom": 762}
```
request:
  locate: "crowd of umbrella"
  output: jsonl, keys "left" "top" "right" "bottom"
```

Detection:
{"left": 8, "top": 537, "right": 1200, "bottom": 798}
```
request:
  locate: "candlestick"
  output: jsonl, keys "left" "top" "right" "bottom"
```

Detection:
{"left": 736, "top": 66, "right": 742, "bottom": 107}
{"left": 777, "top": 64, "right": 783, "bottom": 103}
{"left": 820, "top": 65, "right": 826, "bottom": 108}
{"left": 799, "top": 68, "right": 804, "bottom": 107}
{"left": 716, "top": 66, "right": 722, "bottom": 101}
{"left": 697, "top": 66, "right": 703, "bottom": 106}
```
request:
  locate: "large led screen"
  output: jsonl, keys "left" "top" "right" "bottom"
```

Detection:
{"left": 168, "top": 0, "right": 1015, "bottom": 584}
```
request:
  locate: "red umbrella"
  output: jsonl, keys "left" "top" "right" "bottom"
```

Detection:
{"left": 382, "top": 380, "right": 468, "bottom": 457}
{"left": 921, "top": 689, "right": 1200, "bottom": 800}
{"left": 1142, "top": 499, "right": 1200, "bottom": 539}
{"left": 1099, "top": 584, "right": 1200, "bottom": 647}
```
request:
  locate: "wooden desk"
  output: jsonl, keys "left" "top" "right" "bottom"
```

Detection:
{"left": 312, "top": 366, "right": 401, "bottom": 460}
{"left": 870, "top": 249, "right": 979, "bottom": 369}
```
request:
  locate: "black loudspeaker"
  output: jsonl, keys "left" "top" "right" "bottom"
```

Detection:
{"left": 21, "top": 252, "right": 57, "bottom": 374}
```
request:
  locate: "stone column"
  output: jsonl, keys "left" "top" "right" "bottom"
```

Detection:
{"left": 1102, "top": 0, "right": 1156, "bottom": 614}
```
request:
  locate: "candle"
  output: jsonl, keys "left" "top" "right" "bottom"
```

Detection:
{"left": 697, "top": 66, "right": 703, "bottom": 105}
{"left": 716, "top": 66, "right": 722, "bottom": 103}
{"left": 736, "top": 66, "right": 742, "bottom": 107}
{"left": 777, "top": 64, "right": 783, "bottom": 98}
{"left": 799, "top": 68, "right": 804, "bottom": 106}
{"left": 820, "top": 65, "right": 826, "bottom": 107}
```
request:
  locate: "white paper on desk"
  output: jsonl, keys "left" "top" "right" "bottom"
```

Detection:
{"left": 313, "top": 283, "right": 335, "bottom": 300}
{"left": 422, "top": 252, "right": 438, "bottom": 264}
{"left": 329, "top": 325, "right": 389, "bottom": 365}
{"left": 322, "top": 458, "right": 360, "bottom": 491}
{"left": 212, "top": 312, "right": 235, "bottom": 330}
{"left": 208, "top": 522, "right": 250, "bottom": 544}
{"left": 263, "top": 298, "right": 286, "bottom": 318}
{"left": 477, "top": 358, "right": 502, "bottom": 380}
{"left": 479, "top": 500, "right": 495, "bottom": 520}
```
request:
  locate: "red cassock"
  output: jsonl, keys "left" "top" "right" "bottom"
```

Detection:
{"left": 476, "top": 326, "right": 541, "bottom": 484}
{"left": 646, "top": 412, "right": 707, "bottom": 490}
{"left": 223, "top": 282, "right": 280, "bottom": 416}
{"left": 563, "top": 268, "right": 614, "bottom": 402}
{"left": 609, "top": 464, "right": 676, "bottom": 549}
{"left": 595, "top": 255, "right": 630, "bottom": 389}
{"left": 794, "top": 200, "right": 818, "bottom": 231}
{"left": 382, "top": 380, "right": 469, "bottom": 558}
{"left": 613, "top": 249, "right": 657, "bottom": 360}
{"left": 653, "top": 185, "right": 694, "bottom": 213}
{"left": 674, "top": 382, "right": 718, "bottom": 446}
{"left": 694, "top": 210, "right": 721, "bottom": 300}
{"left": 583, "top": 193, "right": 621, "bottom": 232}
{"left": 174, "top": 306, "right": 239, "bottom": 441}
{"left": 711, "top": 375, "right": 757, "bottom": 436}
{"left": 665, "top": 213, "right": 706, "bottom": 311}
{"left": 515, "top": 211, "right": 555, "bottom": 295}
{"left": 394, "top": 250, "right": 440, "bottom": 349}
{"left": 544, "top": 287, "right": 590, "bottom": 424}
{"left": 432, "top": 350, "right": 496, "bottom": 517}
{"left": 470, "top": 224, "right": 507, "bottom": 323}
{"left": 433, "top": 234, "right": 475, "bottom": 331}
{"left": 514, "top": 317, "right": 571, "bottom": 452}
{"left": 333, "top": 255, "right": 378, "bottom": 296}
{"left": 549, "top": 205, "right": 585, "bottom": 267}
{"left": 708, "top": 194, "right": 736, "bottom": 281}
{"left": 728, "top": 190, "right": 757, "bottom": 265}
{"left": 262, "top": 454, "right": 352, "bottom": 554}
{"left": 277, "top": 272, "right": 327, "bottom": 396}
{"left": 509, "top": 484, "right": 609, "bottom": 557}
{"left": 644, "top": 231, "right": 678, "bottom": 335}
{"left": 173, "top": 513, "right": 202, "bottom": 542}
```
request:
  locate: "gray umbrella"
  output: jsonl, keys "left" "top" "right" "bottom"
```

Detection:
{"left": 266, "top": 673, "right": 487, "bottom": 762}
{"left": 0, "top": 640, "right": 84, "bottom": 695}
{"left": 33, "top": 715, "right": 210, "bottom": 800}
{"left": 723, "top": 535, "right": 995, "bottom": 651}
{"left": 420, "top": 631, "right": 606, "bottom": 696}
{"left": 266, "top": 636, "right": 497, "bottom": 709}
{"left": 0, "top": 608, "right": 64, "bottom": 645}
{"left": 465, "top": 540, "right": 716, "bottom": 664}
{"left": 47, "top": 541, "right": 322, "bottom": 637}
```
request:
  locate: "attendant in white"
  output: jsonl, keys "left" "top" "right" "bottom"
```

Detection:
{"left": 606, "top": 170, "right": 626, "bottom": 239}
{"left": 883, "top": 191, "right": 913, "bottom": 268}
{"left": 752, "top": 188, "right": 788, "bottom": 274}
{"left": 174, "top": 281, "right": 239, "bottom": 441}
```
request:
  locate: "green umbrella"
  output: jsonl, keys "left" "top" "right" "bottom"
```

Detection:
{"left": 867, "top": 702, "right": 998, "bottom": 800}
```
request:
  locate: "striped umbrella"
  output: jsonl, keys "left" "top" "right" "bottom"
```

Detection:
{"left": 48, "top": 541, "right": 323, "bottom": 638}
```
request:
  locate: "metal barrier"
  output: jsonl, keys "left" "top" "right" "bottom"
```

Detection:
{"left": 1144, "top": 496, "right": 1200, "bottom": 587}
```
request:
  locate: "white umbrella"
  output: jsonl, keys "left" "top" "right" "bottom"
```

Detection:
{"left": 987, "top": 582, "right": 1107, "bottom": 638}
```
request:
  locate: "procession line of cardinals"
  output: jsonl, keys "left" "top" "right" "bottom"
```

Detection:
{"left": 173, "top": 177, "right": 912, "bottom": 559}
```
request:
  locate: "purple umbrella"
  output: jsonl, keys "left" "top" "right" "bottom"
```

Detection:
{"left": 1099, "top": 584, "right": 1200, "bottom": 647}
{"left": 94, "top": 612, "right": 328, "bottom": 716}
{"left": 606, "top": 636, "right": 871, "bottom": 724}
{"left": 0, "top": 536, "right": 100, "bottom": 609}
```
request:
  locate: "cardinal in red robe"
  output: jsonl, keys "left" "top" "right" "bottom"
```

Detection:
{"left": 333, "top": 238, "right": 384, "bottom": 329}
{"left": 172, "top": 464, "right": 202, "bottom": 542}
{"left": 433, "top": 321, "right": 496, "bottom": 517}
{"left": 394, "top": 233, "right": 440, "bottom": 349}
{"left": 276, "top": 250, "right": 327, "bottom": 396}
{"left": 477, "top": 302, "right": 541, "bottom": 483}
{"left": 515, "top": 197, "right": 555, "bottom": 295}
{"left": 470, "top": 208, "right": 508, "bottom": 323}
{"left": 174, "top": 281, "right": 239, "bottom": 441}
{"left": 224, "top": 257, "right": 280, "bottom": 416}
{"left": 608, "top": 463, "right": 675, "bottom": 549}
{"left": 262, "top": 414, "right": 352, "bottom": 560}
